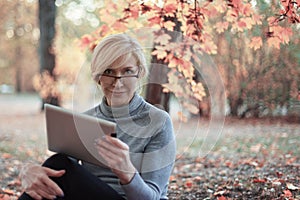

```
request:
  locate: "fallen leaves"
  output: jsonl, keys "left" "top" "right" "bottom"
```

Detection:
{"left": 287, "top": 183, "right": 300, "bottom": 191}
{"left": 168, "top": 153, "right": 300, "bottom": 199}
{"left": 1, "top": 118, "right": 300, "bottom": 199}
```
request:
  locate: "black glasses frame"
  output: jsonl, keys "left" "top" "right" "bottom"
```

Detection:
{"left": 98, "top": 69, "right": 140, "bottom": 84}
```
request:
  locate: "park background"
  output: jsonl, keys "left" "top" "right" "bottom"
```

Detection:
{"left": 0, "top": 0, "right": 300, "bottom": 199}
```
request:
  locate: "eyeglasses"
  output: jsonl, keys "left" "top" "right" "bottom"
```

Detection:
{"left": 98, "top": 68, "right": 140, "bottom": 84}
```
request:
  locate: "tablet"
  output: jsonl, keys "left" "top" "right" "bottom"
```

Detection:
{"left": 45, "top": 104, "right": 116, "bottom": 167}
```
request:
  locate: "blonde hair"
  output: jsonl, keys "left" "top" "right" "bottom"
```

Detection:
{"left": 91, "top": 34, "right": 148, "bottom": 82}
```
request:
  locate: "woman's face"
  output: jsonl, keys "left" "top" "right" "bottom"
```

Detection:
{"left": 99, "top": 56, "right": 139, "bottom": 107}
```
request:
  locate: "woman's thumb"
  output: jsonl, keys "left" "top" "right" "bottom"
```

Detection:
{"left": 44, "top": 167, "right": 66, "bottom": 177}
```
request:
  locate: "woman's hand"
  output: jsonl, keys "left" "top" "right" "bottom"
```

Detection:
{"left": 95, "top": 136, "right": 136, "bottom": 184}
{"left": 19, "top": 163, "right": 65, "bottom": 200}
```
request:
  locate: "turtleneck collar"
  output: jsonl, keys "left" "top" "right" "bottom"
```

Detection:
{"left": 98, "top": 93, "right": 143, "bottom": 118}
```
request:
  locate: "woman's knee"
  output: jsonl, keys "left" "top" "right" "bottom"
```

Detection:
{"left": 42, "top": 153, "right": 75, "bottom": 170}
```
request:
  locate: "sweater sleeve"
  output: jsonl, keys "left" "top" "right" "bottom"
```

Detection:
{"left": 121, "top": 114, "right": 176, "bottom": 200}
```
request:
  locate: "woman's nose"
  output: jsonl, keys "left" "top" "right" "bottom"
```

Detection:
{"left": 112, "top": 77, "right": 124, "bottom": 87}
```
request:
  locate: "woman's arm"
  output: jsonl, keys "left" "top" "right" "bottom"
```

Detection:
{"left": 121, "top": 116, "right": 176, "bottom": 200}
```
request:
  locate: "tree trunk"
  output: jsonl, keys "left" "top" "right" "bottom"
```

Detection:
{"left": 145, "top": 16, "right": 181, "bottom": 113}
{"left": 145, "top": 61, "right": 170, "bottom": 112}
{"left": 38, "top": 0, "right": 58, "bottom": 109}
{"left": 14, "top": 1, "right": 22, "bottom": 93}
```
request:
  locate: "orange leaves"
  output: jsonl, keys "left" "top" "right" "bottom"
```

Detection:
{"left": 155, "top": 33, "right": 171, "bottom": 45}
{"left": 215, "top": 22, "right": 229, "bottom": 33}
{"left": 191, "top": 82, "right": 206, "bottom": 102}
{"left": 112, "top": 20, "right": 127, "bottom": 32}
{"left": 32, "top": 72, "right": 59, "bottom": 99}
{"left": 286, "top": 183, "right": 300, "bottom": 191}
{"left": 148, "top": 16, "right": 161, "bottom": 27}
{"left": 249, "top": 37, "right": 262, "bottom": 50}
{"left": 240, "top": 3, "right": 253, "bottom": 16}
{"left": 151, "top": 45, "right": 167, "bottom": 60}
{"left": 78, "top": 34, "right": 97, "bottom": 51}
{"left": 199, "top": 37, "right": 218, "bottom": 55}
{"left": 267, "top": 36, "right": 282, "bottom": 49}
{"left": 1, "top": 153, "right": 12, "bottom": 159}
{"left": 253, "top": 178, "right": 267, "bottom": 183}
{"left": 164, "top": 3, "right": 177, "bottom": 17}
{"left": 127, "top": 4, "right": 140, "bottom": 19}
{"left": 283, "top": 189, "right": 293, "bottom": 198}
{"left": 163, "top": 20, "right": 176, "bottom": 31}
{"left": 99, "top": 2, "right": 118, "bottom": 24}
{"left": 267, "top": 25, "right": 293, "bottom": 49}
{"left": 184, "top": 179, "right": 193, "bottom": 188}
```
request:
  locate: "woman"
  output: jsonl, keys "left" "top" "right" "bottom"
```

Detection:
{"left": 18, "top": 33, "right": 176, "bottom": 200}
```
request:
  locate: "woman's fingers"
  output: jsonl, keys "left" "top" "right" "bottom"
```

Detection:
{"left": 26, "top": 191, "right": 43, "bottom": 200}
{"left": 43, "top": 167, "right": 65, "bottom": 196}
{"left": 36, "top": 187, "right": 57, "bottom": 200}
{"left": 105, "top": 136, "right": 128, "bottom": 150}
{"left": 44, "top": 167, "right": 65, "bottom": 177}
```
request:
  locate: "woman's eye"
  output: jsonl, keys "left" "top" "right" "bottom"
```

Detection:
{"left": 124, "top": 69, "right": 134, "bottom": 74}
{"left": 103, "top": 69, "right": 113, "bottom": 74}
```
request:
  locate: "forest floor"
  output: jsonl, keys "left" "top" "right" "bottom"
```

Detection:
{"left": 0, "top": 93, "right": 299, "bottom": 200}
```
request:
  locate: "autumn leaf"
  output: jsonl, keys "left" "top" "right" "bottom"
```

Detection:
{"left": 164, "top": 3, "right": 177, "bottom": 17}
{"left": 240, "top": 3, "right": 253, "bottom": 16}
{"left": 215, "top": 21, "right": 229, "bottom": 33}
{"left": 267, "top": 36, "right": 281, "bottom": 49}
{"left": 169, "top": 175, "right": 176, "bottom": 182}
{"left": 184, "top": 179, "right": 193, "bottom": 188}
{"left": 214, "top": 190, "right": 227, "bottom": 196}
{"left": 99, "top": 3, "right": 118, "bottom": 24}
{"left": 112, "top": 20, "right": 127, "bottom": 32}
{"left": 163, "top": 20, "right": 176, "bottom": 31}
{"left": 200, "top": 39, "right": 217, "bottom": 55}
{"left": 168, "top": 57, "right": 183, "bottom": 68}
{"left": 1, "top": 153, "right": 12, "bottom": 159}
{"left": 252, "top": 14, "right": 263, "bottom": 25}
{"left": 155, "top": 33, "right": 171, "bottom": 45}
{"left": 78, "top": 34, "right": 93, "bottom": 49}
{"left": 148, "top": 16, "right": 161, "bottom": 27}
{"left": 191, "top": 82, "right": 206, "bottom": 101}
{"left": 253, "top": 178, "right": 267, "bottom": 183}
{"left": 177, "top": 111, "right": 188, "bottom": 122}
{"left": 129, "top": 4, "right": 140, "bottom": 19}
{"left": 286, "top": 183, "right": 300, "bottom": 190}
{"left": 183, "top": 102, "right": 199, "bottom": 114}
{"left": 217, "top": 196, "right": 227, "bottom": 200}
{"left": 283, "top": 189, "right": 293, "bottom": 198}
{"left": 215, "top": 0, "right": 227, "bottom": 12}
{"left": 151, "top": 45, "right": 167, "bottom": 59}
{"left": 226, "top": 9, "right": 238, "bottom": 22}
{"left": 278, "top": 27, "right": 293, "bottom": 44}
{"left": 236, "top": 20, "right": 247, "bottom": 32}
{"left": 249, "top": 36, "right": 262, "bottom": 50}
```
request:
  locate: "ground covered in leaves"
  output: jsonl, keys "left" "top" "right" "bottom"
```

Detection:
{"left": 0, "top": 94, "right": 300, "bottom": 200}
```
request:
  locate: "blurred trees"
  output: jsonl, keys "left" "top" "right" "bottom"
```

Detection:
{"left": 1, "top": 0, "right": 299, "bottom": 118}
{"left": 79, "top": 0, "right": 300, "bottom": 118}
{"left": 0, "top": 0, "right": 39, "bottom": 92}
{"left": 213, "top": 0, "right": 300, "bottom": 117}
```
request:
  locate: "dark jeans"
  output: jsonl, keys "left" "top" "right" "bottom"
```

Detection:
{"left": 18, "top": 153, "right": 125, "bottom": 200}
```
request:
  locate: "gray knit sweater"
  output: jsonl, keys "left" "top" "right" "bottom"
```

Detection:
{"left": 83, "top": 94, "right": 176, "bottom": 200}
